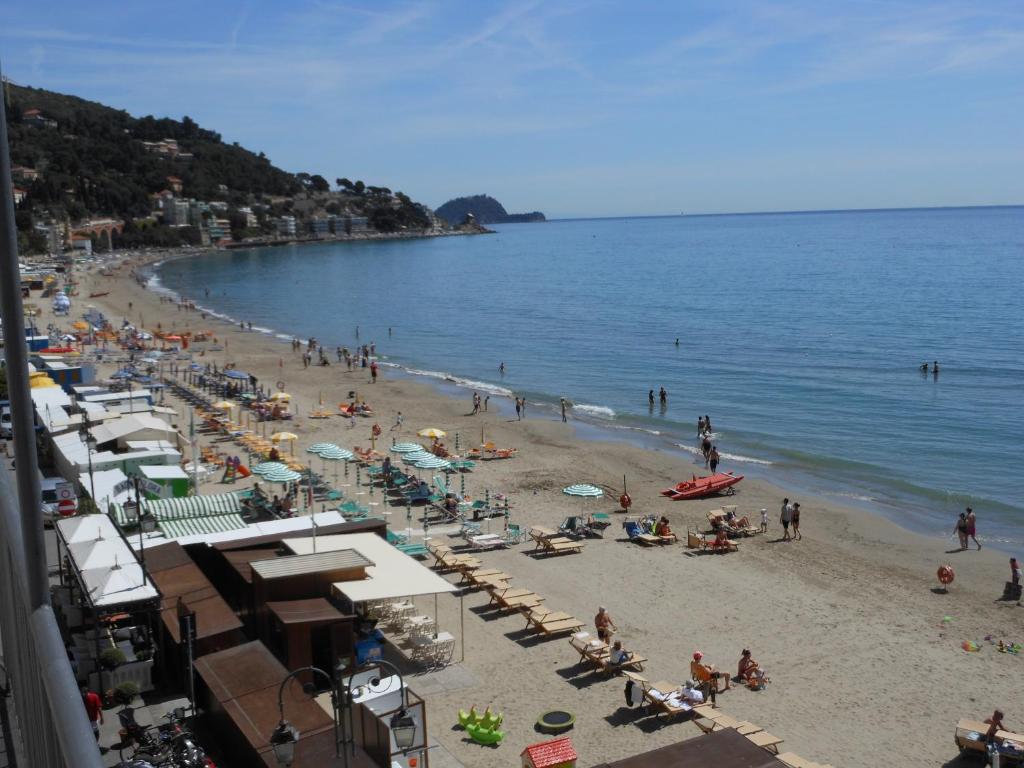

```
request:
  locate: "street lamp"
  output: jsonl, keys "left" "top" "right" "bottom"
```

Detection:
{"left": 337, "top": 658, "right": 417, "bottom": 766}
{"left": 79, "top": 414, "right": 97, "bottom": 508}
{"left": 123, "top": 477, "right": 157, "bottom": 572}
{"left": 270, "top": 666, "right": 340, "bottom": 767}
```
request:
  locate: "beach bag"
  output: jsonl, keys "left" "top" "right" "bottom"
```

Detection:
{"left": 624, "top": 679, "right": 642, "bottom": 707}
{"left": 624, "top": 522, "right": 641, "bottom": 539}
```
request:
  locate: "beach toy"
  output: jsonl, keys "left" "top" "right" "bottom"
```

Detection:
{"left": 480, "top": 708, "right": 503, "bottom": 730}
{"left": 942, "top": 616, "right": 953, "bottom": 623}
{"left": 962, "top": 640, "right": 980, "bottom": 652}
{"left": 466, "top": 722, "right": 504, "bottom": 745}
{"left": 458, "top": 706, "right": 479, "bottom": 729}
{"left": 937, "top": 564, "right": 955, "bottom": 590}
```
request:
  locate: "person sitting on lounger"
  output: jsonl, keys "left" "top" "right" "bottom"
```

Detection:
{"left": 712, "top": 529, "right": 731, "bottom": 551}
{"left": 268, "top": 447, "right": 281, "bottom": 461}
{"left": 691, "top": 651, "right": 730, "bottom": 691}
{"left": 655, "top": 516, "right": 673, "bottom": 537}
{"left": 609, "top": 640, "right": 632, "bottom": 666}
{"left": 725, "top": 509, "right": 751, "bottom": 528}
{"left": 679, "top": 679, "right": 705, "bottom": 704}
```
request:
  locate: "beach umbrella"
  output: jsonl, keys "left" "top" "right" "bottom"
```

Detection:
{"left": 402, "top": 451, "right": 434, "bottom": 464}
{"left": 307, "top": 442, "right": 339, "bottom": 455}
{"left": 252, "top": 461, "right": 289, "bottom": 475}
{"left": 415, "top": 456, "right": 451, "bottom": 471}
{"left": 212, "top": 400, "right": 235, "bottom": 410}
{"left": 223, "top": 369, "right": 249, "bottom": 380}
{"left": 269, "top": 392, "right": 291, "bottom": 402}
{"left": 271, "top": 432, "right": 298, "bottom": 443}
{"left": 262, "top": 468, "right": 302, "bottom": 484}
{"left": 417, "top": 427, "right": 447, "bottom": 439}
{"left": 562, "top": 484, "right": 604, "bottom": 498}
{"left": 390, "top": 442, "right": 423, "bottom": 453}
{"left": 320, "top": 447, "right": 354, "bottom": 461}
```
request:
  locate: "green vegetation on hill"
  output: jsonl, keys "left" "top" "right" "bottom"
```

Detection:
{"left": 435, "top": 194, "right": 545, "bottom": 225}
{"left": 4, "top": 82, "right": 440, "bottom": 252}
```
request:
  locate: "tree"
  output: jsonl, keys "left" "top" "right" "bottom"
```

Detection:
{"left": 310, "top": 174, "right": 329, "bottom": 193}
{"left": 353, "top": 180, "right": 365, "bottom": 195}
{"left": 336, "top": 177, "right": 352, "bottom": 191}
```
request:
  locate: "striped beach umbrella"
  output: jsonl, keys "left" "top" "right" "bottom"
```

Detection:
{"left": 562, "top": 483, "right": 604, "bottom": 498}
{"left": 252, "top": 461, "right": 289, "bottom": 476}
{"left": 307, "top": 442, "right": 339, "bottom": 455}
{"left": 319, "top": 447, "right": 354, "bottom": 461}
{"left": 391, "top": 442, "right": 423, "bottom": 454}
{"left": 415, "top": 456, "right": 452, "bottom": 470}
{"left": 262, "top": 468, "right": 302, "bottom": 483}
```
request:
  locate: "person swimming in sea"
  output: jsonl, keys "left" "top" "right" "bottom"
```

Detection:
{"left": 920, "top": 362, "right": 929, "bottom": 372}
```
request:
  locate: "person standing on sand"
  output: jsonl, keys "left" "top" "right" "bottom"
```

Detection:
{"left": 370, "top": 360, "right": 378, "bottom": 383}
{"left": 595, "top": 606, "right": 617, "bottom": 643}
{"left": 780, "top": 498, "right": 793, "bottom": 541}
{"left": 708, "top": 445, "right": 720, "bottom": 473}
{"left": 560, "top": 398, "right": 568, "bottom": 422}
{"left": 953, "top": 512, "right": 968, "bottom": 550}
{"left": 791, "top": 502, "right": 802, "bottom": 540}
{"left": 966, "top": 507, "right": 981, "bottom": 550}
{"left": 515, "top": 398, "right": 522, "bottom": 420}
{"left": 471, "top": 393, "right": 480, "bottom": 415}
{"left": 484, "top": 395, "right": 490, "bottom": 412}
{"left": 760, "top": 508, "right": 769, "bottom": 533}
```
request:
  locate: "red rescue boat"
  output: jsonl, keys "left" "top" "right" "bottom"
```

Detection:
{"left": 661, "top": 472, "right": 743, "bottom": 500}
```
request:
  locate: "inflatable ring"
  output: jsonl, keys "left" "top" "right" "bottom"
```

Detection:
{"left": 372, "top": 424, "right": 382, "bottom": 437}
{"left": 276, "top": 380, "right": 286, "bottom": 390}
{"left": 620, "top": 493, "right": 632, "bottom": 509}
{"left": 937, "top": 564, "right": 954, "bottom": 585}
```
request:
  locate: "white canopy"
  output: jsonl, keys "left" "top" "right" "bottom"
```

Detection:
{"left": 285, "top": 533, "right": 457, "bottom": 603}
{"left": 57, "top": 514, "right": 158, "bottom": 607}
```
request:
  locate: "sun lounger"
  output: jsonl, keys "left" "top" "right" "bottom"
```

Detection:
{"left": 530, "top": 614, "right": 584, "bottom": 637}
{"left": 735, "top": 721, "right": 764, "bottom": 736}
{"left": 488, "top": 587, "right": 543, "bottom": 611}
{"left": 586, "top": 646, "right": 646, "bottom": 674}
{"left": 529, "top": 529, "right": 584, "bottom": 554}
{"left": 641, "top": 681, "right": 693, "bottom": 720}
{"left": 776, "top": 754, "right": 823, "bottom": 768}
{"left": 746, "top": 731, "right": 784, "bottom": 753}
{"left": 465, "top": 570, "right": 512, "bottom": 589}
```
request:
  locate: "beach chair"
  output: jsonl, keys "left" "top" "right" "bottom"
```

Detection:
{"left": 464, "top": 569, "right": 512, "bottom": 589}
{"left": 569, "top": 632, "right": 605, "bottom": 662}
{"left": 641, "top": 681, "right": 693, "bottom": 721}
{"left": 525, "top": 608, "right": 584, "bottom": 637}
{"left": 776, "top": 754, "right": 824, "bottom": 768}
{"left": 585, "top": 645, "right": 646, "bottom": 674}
{"left": 623, "top": 521, "right": 661, "bottom": 546}
{"left": 746, "top": 731, "right": 784, "bottom": 753}
{"left": 489, "top": 587, "right": 544, "bottom": 612}
{"left": 687, "top": 529, "right": 712, "bottom": 550}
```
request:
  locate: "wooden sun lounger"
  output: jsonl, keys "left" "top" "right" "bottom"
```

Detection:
{"left": 776, "top": 754, "right": 823, "bottom": 768}
{"left": 489, "top": 587, "right": 545, "bottom": 612}
{"left": 735, "top": 721, "right": 764, "bottom": 736}
{"left": 585, "top": 646, "right": 647, "bottom": 674}
{"left": 746, "top": 731, "right": 784, "bottom": 753}
{"left": 641, "top": 681, "right": 693, "bottom": 720}
{"left": 462, "top": 568, "right": 510, "bottom": 587}
{"left": 687, "top": 530, "right": 713, "bottom": 550}
{"left": 533, "top": 616, "right": 585, "bottom": 637}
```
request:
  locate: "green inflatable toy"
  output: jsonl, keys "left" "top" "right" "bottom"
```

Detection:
{"left": 466, "top": 722, "right": 505, "bottom": 745}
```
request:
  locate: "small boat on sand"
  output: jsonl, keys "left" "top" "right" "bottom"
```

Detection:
{"left": 661, "top": 472, "right": 743, "bottom": 500}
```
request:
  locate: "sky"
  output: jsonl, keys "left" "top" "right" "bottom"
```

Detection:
{"left": 2, "top": 1, "right": 1023, "bottom": 218}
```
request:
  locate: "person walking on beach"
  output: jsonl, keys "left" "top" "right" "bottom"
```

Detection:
{"left": 708, "top": 445, "right": 720, "bottom": 473}
{"left": 701, "top": 435, "right": 712, "bottom": 466}
{"left": 953, "top": 512, "right": 968, "bottom": 550}
{"left": 392, "top": 411, "right": 403, "bottom": 431}
{"left": 791, "top": 502, "right": 802, "bottom": 540}
{"left": 760, "top": 508, "right": 769, "bottom": 533}
{"left": 780, "top": 498, "right": 793, "bottom": 541}
{"left": 337, "top": 346, "right": 343, "bottom": 362}
{"left": 370, "top": 360, "right": 378, "bottom": 383}
{"left": 515, "top": 397, "right": 522, "bottom": 421}
{"left": 484, "top": 395, "right": 490, "bottom": 412}
{"left": 560, "top": 398, "right": 568, "bottom": 422}
{"left": 472, "top": 392, "right": 480, "bottom": 415}
{"left": 966, "top": 507, "right": 981, "bottom": 550}
{"left": 595, "top": 606, "right": 617, "bottom": 643}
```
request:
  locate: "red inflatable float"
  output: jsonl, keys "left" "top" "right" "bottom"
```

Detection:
{"left": 619, "top": 493, "right": 632, "bottom": 510}
{"left": 937, "top": 564, "right": 955, "bottom": 586}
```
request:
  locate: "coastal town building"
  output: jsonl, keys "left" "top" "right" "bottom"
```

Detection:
{"left": 276, "top": 215, "right": 297, "bottom": 237}
{"left": 208, "top": 218, "right": 231, "bottom": 242}
{"left": 11, "top": 164, "right": 40, "bottom": 181}
{"left": 13, "top": 186, "right": 27, "bottom": 204}
{"left": 308, "top": 217, "right": 329, "bottom": 237}
{"left": 70, "top": 236, "right": 92, "bottom": 255}
{"left": 238, "top": 207, "right": 258, "bottom": 228}
{"left": 21, "top": 108, "right": 58, "bottom": 128}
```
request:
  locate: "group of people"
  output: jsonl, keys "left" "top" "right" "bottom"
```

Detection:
{"left": 647, "top": 388, "right": 668, "bottom": 406}
{"left": 953, "top": 507, "right": 981, "bottom": 550}
{"left": 470, "top": 392, "right": 490, "bottom": 414}
{"left": 779, "top": 497, "right": 803, "bottom": 541}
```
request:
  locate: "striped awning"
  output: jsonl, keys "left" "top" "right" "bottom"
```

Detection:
{"left": 157, "top": 513, "right": 247, "bottom": 539}
{"left": 109, "top": 492, "right": 242, "bottom": 526}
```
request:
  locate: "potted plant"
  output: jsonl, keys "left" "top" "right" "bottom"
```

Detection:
{"left": 99, "top": 647, "right": 126, "bottom": 671}
{"left": 114, "top": 681, "right": 139, "bottom": 707}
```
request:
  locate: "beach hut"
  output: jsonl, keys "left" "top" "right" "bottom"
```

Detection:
{"left": 522, "top": 737, "right": 578, "bottom": 768}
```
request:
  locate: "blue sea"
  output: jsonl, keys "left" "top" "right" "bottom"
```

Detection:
{"left": 155, "top": 207, "right": 1024, "bottom": 550}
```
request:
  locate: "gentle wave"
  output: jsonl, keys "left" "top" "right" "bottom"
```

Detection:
{"left": 403, "top": 368, "right": 514, "bottom": 398}
{"left": 573, "top": 404, "right": 616, "bottom": 419}
{"left": 673, "top": 443, "right": 773, "bottom": 465}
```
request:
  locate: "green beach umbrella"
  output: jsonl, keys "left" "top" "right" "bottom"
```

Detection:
{"left": 252, "top": 461, "right": 289, "bottom": 476}
{"left": 562, "top": 483, "right": 604, "bottom": 498}
{"left": 415, "top": 456, "right": 451, "bottom": 470}
{"left": 390, "top": 442, "right": 424, "bottom": 453}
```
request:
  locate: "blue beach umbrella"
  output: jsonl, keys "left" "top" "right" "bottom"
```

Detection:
{"left": 224, "top": 369, "right": 250, "bottom": 380}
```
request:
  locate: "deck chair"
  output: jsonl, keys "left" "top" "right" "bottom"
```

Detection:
{"left": 490, "top": 587, "right": 544, "bottom": 612}
{"left": 624, "top": 521, "right": 661, "bottom": 546}
{"left": 540, "top": 536, "right": 584, "bottom": 554}
{"left": 641, "top": 681, "right": 693, "bottom": 720}
{"left": 526, "top": 609, "right": 584, "bottom": 637}
{"left": 687, "top": 529, "right": 712, "bottom": 550}
{"left": 776, "top": 754, "right": 822, "bottom": 768}
{"left": 569, "top": 631, "right": 605, "bottom": 662}
{"left": 746, "top": 731, "right": 784, "bottom": 753}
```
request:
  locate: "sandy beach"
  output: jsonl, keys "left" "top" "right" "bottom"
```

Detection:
{"left": 61, "top": 255, "right": 1021, "bottom": 767}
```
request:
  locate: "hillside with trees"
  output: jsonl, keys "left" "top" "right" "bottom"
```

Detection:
{"left": 4, "top": 81, "right": 443, "bottom": 253}
{"left": 435, "top": 194, "right": 545, "bottom": 225}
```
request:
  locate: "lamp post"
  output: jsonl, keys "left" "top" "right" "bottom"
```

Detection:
{"left": 336, "top": 659, "right": 417, "bottom": 768}
{"left": 270, "top": 666, "right": 340, "bottom": 767}
{"left": 123, "top": 477, "right": 157, "bottom": 572}
{"left": 79, "top": 414, "right": 97, "bottom": 508}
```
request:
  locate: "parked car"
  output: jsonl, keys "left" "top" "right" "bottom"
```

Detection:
{"left": 40, "top": 475, "right": 65, "bottom": 525}
{"left": 0, "top": 404, "right": 12, "bottom": 439}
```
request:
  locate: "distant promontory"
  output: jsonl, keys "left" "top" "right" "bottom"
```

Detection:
{"left": 435, "top": 195, "right": 546, "bottom": 226}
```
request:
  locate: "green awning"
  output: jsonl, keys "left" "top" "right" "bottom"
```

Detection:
{"left": 157, "top": 513, "right": 247, "bottom": 539}
{"left": 109, "top": 492, "right": 242, "bottom": 526}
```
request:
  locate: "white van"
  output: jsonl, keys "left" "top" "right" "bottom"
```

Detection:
{"left": 0, "top": 405, "right": 12, "bottom": 439}
{"left": 40, "top": 475, "right": 65, "bottom": 525}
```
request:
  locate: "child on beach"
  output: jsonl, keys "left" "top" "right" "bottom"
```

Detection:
{"left": 760, "top": 508, "right": 768, "bottom": 533}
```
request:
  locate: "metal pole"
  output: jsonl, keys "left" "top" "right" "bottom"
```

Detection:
{"left": 0, "top": 64, "right": 47, "bottom": 610}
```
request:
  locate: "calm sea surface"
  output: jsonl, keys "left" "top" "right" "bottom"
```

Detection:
{"left": 156, "top": 207, "right": 1024, "bottom": 549}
